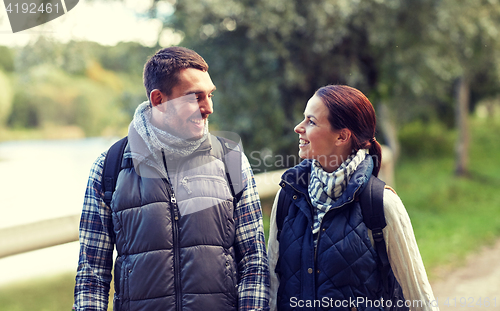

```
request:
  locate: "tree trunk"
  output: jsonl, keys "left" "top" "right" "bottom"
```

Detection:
{"left": 379, "top": 103, "right": 400, "bottom": 163}
{"left": 455, "top": 76, "right": 470, "bottom": 177}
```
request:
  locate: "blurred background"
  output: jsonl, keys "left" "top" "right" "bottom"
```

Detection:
{"left": 1, "top": 0, "right": 500, "bottom": 310}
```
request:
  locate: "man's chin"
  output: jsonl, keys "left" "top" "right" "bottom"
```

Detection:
{"left": 184, "top": 130, "right": 206, "bottom": 141}
{"left": 186, "top": 135, "right": 204, "bottom": 141}
{"left": 164, "top": 127, "right": 205, "bottom": 141}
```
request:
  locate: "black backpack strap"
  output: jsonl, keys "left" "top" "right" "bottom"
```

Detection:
{"left": 359, "top": 175, "right": 390, "bottom": 288}
{"left": 276, "top": 185, "right": 292, "bottom": 242}
{"left": 102, "top": 136, "right": 128, "bottom": 207}
{"left": 216, "top": 136, "right": 244, "bottom": 202}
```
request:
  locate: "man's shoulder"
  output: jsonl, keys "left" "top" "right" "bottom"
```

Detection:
{"left": 92, "top": 151, "right": 107, "bottom": 174}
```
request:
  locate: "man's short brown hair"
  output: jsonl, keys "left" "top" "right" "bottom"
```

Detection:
{"left": 143, "top": 46, "right": 208, "bottom": 100}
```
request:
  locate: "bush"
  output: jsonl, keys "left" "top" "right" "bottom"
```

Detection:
{"left": 0, "top": 70, "right": 13, "bottom": 127}
{"left": 7, "top": 64, "right": 131, "bottom": 136}
{"left": 0, "top": 46, "right": 15, "bottom": 72}
{"left": 398, "top": 120, "right": 455, "bottom": 159}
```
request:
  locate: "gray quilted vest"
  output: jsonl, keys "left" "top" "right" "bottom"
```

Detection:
{"left": 111, "top": 134, "right": 239, "bottom": 311}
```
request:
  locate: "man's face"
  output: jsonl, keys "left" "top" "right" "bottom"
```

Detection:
{"left": 158, "top": 68, "right": 216, "bottom": 140}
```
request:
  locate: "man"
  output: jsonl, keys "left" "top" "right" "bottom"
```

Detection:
{"left": 73, "top": 47, "right": 270, "bottom": 311}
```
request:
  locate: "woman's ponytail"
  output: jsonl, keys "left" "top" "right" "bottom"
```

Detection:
{"left": 368, "top": 138, "right": 382, "bottom": 177}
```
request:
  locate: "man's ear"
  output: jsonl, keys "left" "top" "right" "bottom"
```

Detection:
{"left": 335, "top": 128, "right": 352, "bottom": 146}
{"left": 150, "top": 89, "right": 167, "bottom": 112}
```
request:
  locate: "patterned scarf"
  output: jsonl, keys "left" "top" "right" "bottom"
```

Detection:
{"left": 308, "top": 149, "right": 368, "bottom": 236}
{"left": 131, "top": 101, "right": 209, "bottom": 165}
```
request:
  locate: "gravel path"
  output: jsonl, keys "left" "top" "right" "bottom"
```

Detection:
{"left": 430, "top": 239, "right": 500, "bottom": 310}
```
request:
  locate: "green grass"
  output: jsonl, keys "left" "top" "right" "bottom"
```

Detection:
{"left": 0, "top": 273, "right": 76, "bottom": 311}
{"left": 395, "top": 118, "right": 500, "bottom": 276}
{"left": 1, "top": 117, "right": 499, "bottom": 310}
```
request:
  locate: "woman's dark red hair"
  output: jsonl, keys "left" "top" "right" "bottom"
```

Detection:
{"left": 315, "top": 85, "right": 382, "bottom": 177}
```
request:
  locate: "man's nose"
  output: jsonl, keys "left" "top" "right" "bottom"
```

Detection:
{"left": 198, "top": 96, "right": 213, "bottom": 116}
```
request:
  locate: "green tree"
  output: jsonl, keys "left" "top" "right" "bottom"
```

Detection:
{"left": 424, "top": 0, "right": 500, "bottom": 176}
{"left": 0, "top": 46, "right": 15, "bottom": 72}
{"left": 0, "top": 70, "right": 14, "bottom": 127}
{"left": 99, "top": 41, "right": 156, "bottom": 75}
{"left": 163, "top": 0, "right": 388, "bottom": 166}
{"left": 155, "top": 0, "right": 449, "bottom": 168}
{"left": 8, "top": 38, "right": 146, "bottom": 135}
{"left": 156, "top": 0, "right": 500, "bottom": 173}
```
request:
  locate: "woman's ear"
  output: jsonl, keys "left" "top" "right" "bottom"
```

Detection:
{"left": 335, "top": 128, "right": 352, "bottom": 146}
{"left": 150, "top": 89, "right": 167, "bottom": 112}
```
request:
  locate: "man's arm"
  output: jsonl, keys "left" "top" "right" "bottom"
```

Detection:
{"left": 234, "top": 154, "right": 270, "bottom": 311}
{"left": 73, "top": 152, "right": 115, "bottom": 311}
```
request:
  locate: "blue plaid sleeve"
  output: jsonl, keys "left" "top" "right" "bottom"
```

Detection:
{"left": 234, "top": 154, "right": 271, "bottom": 311}
{"left": 73, "top": 152, "right": 114, "bottom": 311}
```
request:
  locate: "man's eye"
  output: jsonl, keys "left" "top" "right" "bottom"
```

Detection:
{"left": 208, "top": 93, "right": 215, "bottom": 98}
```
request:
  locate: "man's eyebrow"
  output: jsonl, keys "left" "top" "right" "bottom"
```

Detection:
{"left": 185, "top": 86, "right": 217, "bottom": 95}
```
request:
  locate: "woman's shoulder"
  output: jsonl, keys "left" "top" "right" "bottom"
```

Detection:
{"left": 383, "top": 185, "right": 402, "bottom": 204}
{"left": 382, "top": 185, "right": 410, "bottom": 223}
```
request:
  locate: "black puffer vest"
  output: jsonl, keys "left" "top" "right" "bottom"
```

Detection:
{"left": 111, "top": 133, "right": 238, "bottom": 311}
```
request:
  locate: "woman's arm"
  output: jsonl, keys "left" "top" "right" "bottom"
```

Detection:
{"left": 383, "top": 188, "right": 440, "bottom": 311}
{"left": 267, "top": 190, "right": 281, "bottom": 311}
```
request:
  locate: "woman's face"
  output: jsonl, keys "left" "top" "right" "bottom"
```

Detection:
{"left": 294, "top": 95, "right": 347, "bottom": 172}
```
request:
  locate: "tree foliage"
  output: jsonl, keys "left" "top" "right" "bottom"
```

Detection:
{"left": 0, "top": 70, "right": 14, "bottom": 127}
{"left": 5, "top": 0, "right": 500, "bottom": 175}
{"left": 0, "top": 46, "right": 15, "bottom": 72}
{"left": 153, "top": 0, "right": 500, "bottom": 171}
{"left": 6, "top": 38, "right": 149, "bottom": 136}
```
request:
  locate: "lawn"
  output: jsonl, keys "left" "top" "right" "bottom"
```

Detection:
{"left": 395, "top": 118, "right": 500, "bottom": 275}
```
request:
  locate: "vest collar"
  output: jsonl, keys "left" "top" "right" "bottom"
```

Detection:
{"left": 126, "top": 124, "right": 214, "bottom": 178}
{"left": 279, "top": 155, "right": 374, "bottom": 208}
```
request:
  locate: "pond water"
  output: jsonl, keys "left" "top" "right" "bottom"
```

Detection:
{"left": 0, "top": 137, "right": 118, "bottom": 285}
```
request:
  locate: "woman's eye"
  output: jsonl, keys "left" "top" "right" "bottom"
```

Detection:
{"left": 308, "top": 120, "right": 316, "bottom": 126}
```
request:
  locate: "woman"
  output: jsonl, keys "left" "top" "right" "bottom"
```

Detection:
{"left": 267, "top": 85, "right": 439, "bottom": 311}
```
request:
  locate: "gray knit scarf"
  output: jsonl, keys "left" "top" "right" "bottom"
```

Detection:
{"left": 308, "top": 148, "right": 368, "bottom": 235}
{"left": 131, "top": 101, "right": 208, "bottom": 165}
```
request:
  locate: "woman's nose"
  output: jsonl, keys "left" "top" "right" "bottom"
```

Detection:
{"left": 294, "top": 121, "right": 304, "bottom": 134}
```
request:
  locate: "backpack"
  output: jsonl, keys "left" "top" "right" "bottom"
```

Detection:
{"left": 102, "top": 135, "right": 243, "bottom": 208}
{"left": 276, "top": 175, "right": 409, "bottom": 311}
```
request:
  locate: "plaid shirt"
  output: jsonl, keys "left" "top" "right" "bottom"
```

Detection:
{"left": 74, "top": 148, "right": 270, "bottom": 311}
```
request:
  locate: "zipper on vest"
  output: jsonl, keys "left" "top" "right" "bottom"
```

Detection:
{"left": 162, "top": 149, "right": 182, "bottom": 311}
{"left": 281, "top": 180, "right": 316, "bottom": 229}
{"left": 171, "top": 202, "right": 182, "bottom": 311}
